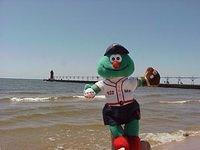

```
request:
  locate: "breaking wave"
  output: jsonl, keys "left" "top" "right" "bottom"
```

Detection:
{"left": 10, "top": 97, "right": 53, "bottom": 102}
{"left": 141, "top": 130, "right": 200, "bottom": 147}
{"left": 0, "top": 95, "right": 106, "bottom": 102}
{"left": 159, "top": 100, "right": 200, "bottom": 104}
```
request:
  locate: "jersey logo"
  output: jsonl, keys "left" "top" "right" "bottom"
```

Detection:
{"left": 124, "top": 89, "right": 131, "bottom": 93}
{"left": 107, "top": 90, "right": 115, "bottom": 95}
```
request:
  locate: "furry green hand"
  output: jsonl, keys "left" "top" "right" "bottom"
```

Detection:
{"left": 84, "top": 84, "right": 101, "bottom": 99}
{"left": 84, "top": 88, "right": 96, "bottom": 99}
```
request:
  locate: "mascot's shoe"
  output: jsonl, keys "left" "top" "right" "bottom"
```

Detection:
{"left": 127, "top": 136, "right": 141, "bottom": 150}
{"left": 113, "top": 136, "right": 130, "bottom": 150}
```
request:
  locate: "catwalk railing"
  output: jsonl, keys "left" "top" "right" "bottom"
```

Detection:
{"left": 45, "top": 76, "right": 200, "bottom": 85}
{"left": 54, "top": 76, "right": 102, "bottom": 82}
{"left": 161, "top": 76, "right": 200, "bottom": 85}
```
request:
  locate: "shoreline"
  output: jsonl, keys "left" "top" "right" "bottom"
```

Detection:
{"left": 153, "top": 135, "right": 200, "bottom": 150}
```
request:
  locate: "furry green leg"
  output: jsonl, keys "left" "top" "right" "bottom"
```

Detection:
{"left": 109, "top": 125, "right": 124, "bottom": 138}
{"left": 124, "top": 119, "right": 139, "bottom": 136}
{"left": 124, "top": 120, "right": 141, "bottom": 150}
{"left": 109, "top": 120, "right": 139, "bottom": 137}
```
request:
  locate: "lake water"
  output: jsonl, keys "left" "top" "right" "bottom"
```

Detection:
{"left": 0, "top": 78, "right": 200, "bottom": 149}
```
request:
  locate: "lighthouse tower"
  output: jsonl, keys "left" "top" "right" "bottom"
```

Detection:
{"left": 49, "top": 70, "right": 54, "bottom": 80}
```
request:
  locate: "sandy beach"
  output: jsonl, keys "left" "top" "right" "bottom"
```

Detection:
{"left": 153, "top": 136, "right": 200, "bottom": 150}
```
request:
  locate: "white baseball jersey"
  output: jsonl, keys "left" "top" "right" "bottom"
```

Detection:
{"left": 95, "top": 77, "right": 138, "bottom": 104}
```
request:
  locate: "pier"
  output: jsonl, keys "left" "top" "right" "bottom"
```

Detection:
{"left": 43, "top": 70, "right": 100, "bottom": 83}
{"left": 159, "top": 76, "right": 200, "bottom": 89}
{"left": 44, "top": 75, "right": 100, "bottom": 84}
{"left": 159, "top": 83, "right": 200, "bottom": 89}
{"left": 43, "top": 71, "right": 200, "bottom": 89}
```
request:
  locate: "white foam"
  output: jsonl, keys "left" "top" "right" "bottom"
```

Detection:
{"left": 141, "top": 130, "right": 186, "bottom": 147}
{"left": 73, "top": 95, "right": 105, "bottom": 99}
{"left": 159, "top": 100, "right": 200, "bottom": 104}
{"left": 187, "top": 130, "right": 200, "bottom": 136}
{"left": 95, "top": 95, "right": 106, "bottom": 99}
{"left": 10, "top": 97, "right": 52, "bottom": 102}
{"left": 10, "top": 95, "right": 106, "bottom": 102}
{"left": 140, "top": 130, "right": 199, "bottom": 147}
{"left": 72, "top": 95, "right": 85, "bottom": 99}
{"left": 48, "top": 137, "right": 56, "bottom": 142}
{"left": 159, "top": 100, "right": 187, "bottom": 104}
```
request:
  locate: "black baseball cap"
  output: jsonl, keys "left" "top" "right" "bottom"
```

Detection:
{"left": 104, "top": 43, "right": 129, "bottom": 56}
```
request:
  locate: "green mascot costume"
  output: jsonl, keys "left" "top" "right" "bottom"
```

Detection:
{"left": 84, "top": 43, "right": 160, "bottom": 150}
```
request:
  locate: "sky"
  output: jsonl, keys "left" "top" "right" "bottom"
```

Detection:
{"left": 0, "top": 0, "right": 200, "bottom": 80}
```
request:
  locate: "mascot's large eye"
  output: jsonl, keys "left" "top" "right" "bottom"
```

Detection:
{"left": 110, "top": 54, "right": 122, "bottom": 63}
{"left": 115, "top": 54, "right": 122, "bottom": 62}
{"left": 110, "top": 55, "right": 116, "bottom": 63}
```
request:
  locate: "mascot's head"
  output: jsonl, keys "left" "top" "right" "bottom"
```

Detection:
{"left": 97, "top": 43, "right": 134, "bottom": 79}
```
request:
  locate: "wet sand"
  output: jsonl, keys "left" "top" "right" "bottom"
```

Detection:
{"left": 153, "top": 136, "right": 200, "bottom": 150}
{"left": 0, "top": 124, "right": 111, "bottom": 150}
{"left": 1, "top": 124, "right": 200, "bottom": 150}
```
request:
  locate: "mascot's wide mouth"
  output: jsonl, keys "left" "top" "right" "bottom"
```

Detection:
{"left": 103, "top": 64, "right": 129, "bottom": 71}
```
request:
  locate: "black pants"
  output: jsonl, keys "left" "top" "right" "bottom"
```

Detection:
{"left": 102, "top": 100, "right": 140, "bottom": 126}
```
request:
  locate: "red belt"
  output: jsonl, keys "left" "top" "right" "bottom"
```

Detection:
{"left": 107, "top": 99, "right": 135, "bottom": 106}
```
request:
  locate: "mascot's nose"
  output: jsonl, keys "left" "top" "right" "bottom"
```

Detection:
{"left": 112, "top": 61, "right": 121, "bottom": 69}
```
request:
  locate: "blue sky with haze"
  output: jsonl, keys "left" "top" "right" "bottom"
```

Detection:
{"left": 0, "top": 0, "right": 200, "bottom": 79}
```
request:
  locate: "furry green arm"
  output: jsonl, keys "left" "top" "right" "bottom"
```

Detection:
{"left": 137, "top": 77, "right": 147, "bottom": 87}
{"left": 91, "top": 84, "right": 101, "bottom": 94}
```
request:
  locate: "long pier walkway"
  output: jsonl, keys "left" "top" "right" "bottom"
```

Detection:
{"left": 44, "top": 72, "right": 200, "bottom": 89}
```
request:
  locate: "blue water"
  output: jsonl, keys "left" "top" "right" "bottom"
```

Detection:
{"left": 0, "top": 78, "right": 200, "bottom": 149}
